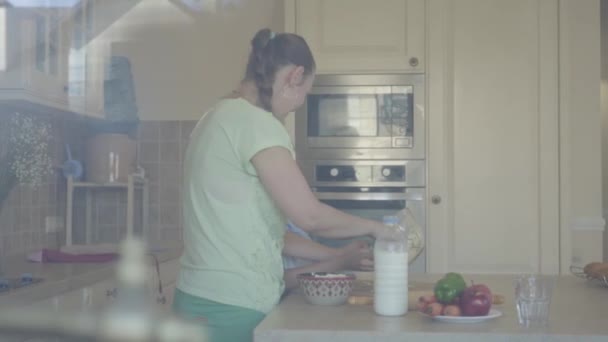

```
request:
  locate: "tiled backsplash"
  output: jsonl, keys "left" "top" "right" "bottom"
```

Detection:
{"left": 0, "top": 112, "right": 89, "bottom": 258}
{"left": 137, "top": 120, "right": 196, "bottom": 244}
{"left": 0, "top": 116, "right": 196, "bottom": 258}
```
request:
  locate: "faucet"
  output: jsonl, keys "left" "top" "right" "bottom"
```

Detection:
{"left": 147, "top": 252, "right": 166, "bottom": 305}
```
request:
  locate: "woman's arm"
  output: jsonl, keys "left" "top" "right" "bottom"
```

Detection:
{"left": 283, "top": 231, "right": 341, "bottom": 261}
{"left": 252, "top": 146, "right": 388, "bottom": 238}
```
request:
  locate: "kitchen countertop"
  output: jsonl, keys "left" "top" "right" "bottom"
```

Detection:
{"left": 254, "top": 273, "right": 608, "bottom": 342}
{"left": 0, "top": 243, "right": 183, "bottom": 307}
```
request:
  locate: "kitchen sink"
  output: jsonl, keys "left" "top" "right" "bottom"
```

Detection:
{"left": 0, "top": 274, "right": 44, "bottom": 295}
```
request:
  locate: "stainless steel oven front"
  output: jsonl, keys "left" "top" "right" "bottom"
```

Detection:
{"left": 301, "top": 159, "right": 427, "bottom": 274}
{"left": 295, "top": 74, "right": 425, "bottom": 161}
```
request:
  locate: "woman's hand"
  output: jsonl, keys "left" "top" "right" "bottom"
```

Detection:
{"left": 338, "top": 241, "right": 374, "bottom": 271}
{"left": 338, "top": 240, "right": 369, "bottom": 255}
{"left": 371, "top": 221, "right": 409, "bottom": 241}
{"left": 371, "top": 222, "right": 394, "bottom": 240}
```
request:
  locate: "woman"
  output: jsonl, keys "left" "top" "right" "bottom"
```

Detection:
{"left": 173, "top": 28, "right": 389, "bottom": 342}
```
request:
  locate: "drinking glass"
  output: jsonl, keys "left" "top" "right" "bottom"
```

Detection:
{"left": 514, "top": 275, "right": 554, "bottom": 328}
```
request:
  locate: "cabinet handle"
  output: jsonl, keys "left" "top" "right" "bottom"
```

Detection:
{"left": 409, "top": 57, "right": 419, "bottom": 67}
{"left": 431, "top": 195, "right": 442, "bottom": 205}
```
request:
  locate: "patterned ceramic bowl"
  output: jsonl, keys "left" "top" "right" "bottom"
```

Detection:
{"left": 296, "top": 272, "right": 356, "bottom": 306}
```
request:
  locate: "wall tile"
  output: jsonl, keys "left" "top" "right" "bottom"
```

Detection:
{"left": 160, "top": 142, "right": 180, "bottom": 164}
{"left": 159, "top": 164, "right": 180, "bottom": 184}
{"left": 180, "top": 121, "right": 196, "bottom": 140}
{"left": 97, "top": 205, "right": 118, "bottom": 225}
{"left": 159, "top": 121, "right": 180, "bottom": 141}
{"left": 139, "top": 141, "right": 160, "bottom": 164}
{"left": 141, "top": 162, "right": 160, "bottom": 184}
{"left": 160, "top": 204, "right": 179, "bottom": 227}
{"left": 1, "top": 118, "right": 194, "bottom": 256}
{"left": 139, "top": 121, "right": 160, "bottom": 141}
{"left": 0, "top": 112, "right": 89, "bottom": 256}
{"left": 149, "top": 183, "right": 159, "bottom": 205}
{"left": 159, "top": 184, "right": 179, "bottom": 206}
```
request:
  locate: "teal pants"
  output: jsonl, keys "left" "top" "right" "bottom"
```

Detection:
{"left": 172, "top": 288, "right": 266, "bottom": 342}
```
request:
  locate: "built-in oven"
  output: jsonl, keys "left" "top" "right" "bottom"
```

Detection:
{"left": 295, "top": 74, "right": 425, "bottom": 161}
{"left": 302, "top": 159, "right": 426, "bottom": 274}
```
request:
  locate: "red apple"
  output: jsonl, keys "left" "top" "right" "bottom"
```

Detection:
{"left": 469, "top": 282, "right": 492, "bottom": 298}
{"left": 459, "top": 286, "right": 492, "bottom": 316}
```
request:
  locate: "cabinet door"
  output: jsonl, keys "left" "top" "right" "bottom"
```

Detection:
{"left": 67, "top": 0, "right": 105, "bottom": 118}
{"left": 22, "top": 9, "right": 69, "bottom": 105}
{"left": 288, "top": 0, "right": 425, "bottom": 74}
{"left": 83, "top": 0, "right": 106, "bottom": 118}
{"left": 426, "top": 0, "right": 560, "bottom": 274}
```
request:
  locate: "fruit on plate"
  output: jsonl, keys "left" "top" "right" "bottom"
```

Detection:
{"left": 416, "top": 294, "right": 437, "bottom": 312}
{"left": 468, "top": 283, "right": 491, "bottom": 297}
{"left": 442, "top": 304, "right": 461, "bottom": 316}
{"left": 584, "top": 262, "right": 608, "bottom": 279}
{"left": 420, "top": 273, "right": 499, "bottom": 317}
{"left": 433, "top": 272, "right": 467, "bottom": 304}
{"left": 459, "top": 284, "right": 492, "bottom": 316}
{"left": 424, "top": 302, "right": 444, "bottom": 316}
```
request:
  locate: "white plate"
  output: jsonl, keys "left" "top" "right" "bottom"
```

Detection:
{"left": 422, "top": 309, "right": 503, "bottom": 323}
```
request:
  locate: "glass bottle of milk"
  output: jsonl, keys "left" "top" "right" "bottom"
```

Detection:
{"left": 373, "top": 215, "right": 409, "bottom": 316}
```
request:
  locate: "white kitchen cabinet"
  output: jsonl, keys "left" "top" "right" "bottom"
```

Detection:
{"left": 426, "top": 0, "right": 564, "bottom": 274}
{"left": 65, "top": 0, "right": 107, "bottom": 118}
{"left": 0, "top": 1, "right": 107, "bottom": 118}
{"left": 284, "top": 0, "right": 425, "bottom": 74}
{"left": 0, "top": 7, "right": 70, "bottom": 111}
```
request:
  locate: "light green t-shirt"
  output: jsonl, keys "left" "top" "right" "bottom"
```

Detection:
{"left": 176, "top": 97, "right": 294, "bottom": 314}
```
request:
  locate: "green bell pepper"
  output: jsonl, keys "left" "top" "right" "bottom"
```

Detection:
{"left": 433, "top": 272, "right": 467, "bottom": 304}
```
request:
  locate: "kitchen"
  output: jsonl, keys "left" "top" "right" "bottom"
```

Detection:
{"left": 0, "top": 0, "right": 607, "bottom": 341}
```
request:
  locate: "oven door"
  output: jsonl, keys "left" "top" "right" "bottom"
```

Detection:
{"left": 310, "top": 187, "right": 426, "bottom": 273}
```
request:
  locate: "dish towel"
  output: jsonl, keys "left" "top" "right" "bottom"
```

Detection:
{"left": 27, "top": 249, "right": 118, "bottom": 263}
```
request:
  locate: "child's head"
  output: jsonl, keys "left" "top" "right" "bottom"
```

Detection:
{"left": 244, "top": 28, "right": 316, "bottom": 115}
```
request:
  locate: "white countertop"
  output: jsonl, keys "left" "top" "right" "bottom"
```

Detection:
{"left": 254, "top": 273, "right": 608, "bottom": 342}
{"left": 0, "top": 244, "right": 183, "bottom": 307}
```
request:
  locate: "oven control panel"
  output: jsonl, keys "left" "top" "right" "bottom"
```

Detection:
{"left": 315, "top": 164, "right": 406, "bottom": 183}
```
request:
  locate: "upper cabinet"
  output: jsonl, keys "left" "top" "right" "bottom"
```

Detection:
{"left": 0, "top": 7, "right": 70, "bottom": 111}
{"left": 285, "top": 0, "right": 425, "bottom": 74}
{"left": 65, "top": 0, "right": 107, "bottom": 118}
{"left": 0, "top": 1, "right": 107, "bottom": 118}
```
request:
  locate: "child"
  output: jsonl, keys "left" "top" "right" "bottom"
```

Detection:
{"left": 282, "top": 221, "right": 373, "bottom": 290}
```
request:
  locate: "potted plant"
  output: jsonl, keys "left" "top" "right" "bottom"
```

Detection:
{"left": 0, "top": 113, "right": 53, "bottom": 210}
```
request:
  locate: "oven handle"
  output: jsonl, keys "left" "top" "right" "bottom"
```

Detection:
{"left": 313, "top": 192, "right": 424, "bottom": 201}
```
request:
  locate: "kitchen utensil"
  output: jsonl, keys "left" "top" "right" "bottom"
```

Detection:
{"left": 570, "top": 263, "right": 608, "bottom": 287}
{"left": 515, "top": 274, "right": 554, "bottom": 327}
{"left": 297, "top": 272, "right": 356, "bottom": 306}
{"left": 62, "top": 144, "right": 83, "bottom": 180}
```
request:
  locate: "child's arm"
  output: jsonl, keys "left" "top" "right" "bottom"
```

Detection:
{"left": 284, "top": 256, "right": 351, "bottom": 290}
{"left": 283, "top": 244, "right": 373, "bottom": 290}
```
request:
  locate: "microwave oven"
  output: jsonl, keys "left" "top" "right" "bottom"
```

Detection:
{"left": 294, "top": 74, "right": 425, "bottom": 161}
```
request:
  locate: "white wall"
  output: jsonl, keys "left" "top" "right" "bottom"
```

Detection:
{"left": 95, "top": 0, "right": 284, "bottom": 121}
{"left": 602, "top": 0, "right": 608, "bottom": 262}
